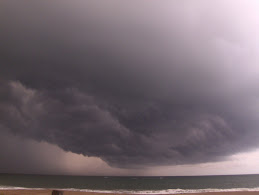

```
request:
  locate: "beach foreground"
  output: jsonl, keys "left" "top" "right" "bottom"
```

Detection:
{"left": 0, "top": 190, "right": 259, "bottom": 195}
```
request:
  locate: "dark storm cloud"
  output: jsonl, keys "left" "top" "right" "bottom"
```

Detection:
{"left": 1, "top": 0, "right": 259, "bottom": 168}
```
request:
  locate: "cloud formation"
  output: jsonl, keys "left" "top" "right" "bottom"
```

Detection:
{"left": 1, "top": 0, "right": 259, "bottom": 168}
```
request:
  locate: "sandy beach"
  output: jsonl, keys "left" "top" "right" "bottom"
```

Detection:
{"left": 0, "top": 190, "right": 259, "bottom": 195}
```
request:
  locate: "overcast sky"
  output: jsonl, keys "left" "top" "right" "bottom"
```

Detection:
{"left": 1, "top": 0, "right": 259, "bottom": 175}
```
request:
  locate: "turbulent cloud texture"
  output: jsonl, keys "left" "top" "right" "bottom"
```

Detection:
{"left": 1, "top": 0, "right": 259, "bottom": 168}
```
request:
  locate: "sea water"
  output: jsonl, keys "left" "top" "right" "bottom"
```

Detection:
{"left": 0, "top": 174, "right": 259, "bottom": 194}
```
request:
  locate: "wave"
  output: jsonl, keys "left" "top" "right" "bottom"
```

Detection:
{"left": 0, "top": 186, "right": 44, "bottom": 190}
{"left": 71, "top": 188, "right": 259, "bottom": 194}
{"left": 1, "top": 186, "right": 259, "bottom": 194}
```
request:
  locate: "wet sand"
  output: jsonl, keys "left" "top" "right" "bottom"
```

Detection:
{"left": 0, "top": 190, "right": 259, "bottom": 195}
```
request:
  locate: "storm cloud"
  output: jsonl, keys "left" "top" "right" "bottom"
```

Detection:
{"left": 1, "top": 0, "right": 259, "bottom": 168}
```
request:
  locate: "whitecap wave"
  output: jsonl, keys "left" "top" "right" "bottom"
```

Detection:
{"left": 1, "top": 186, "right": 259, "bottom": 194}
{"left": 0, "top": 186, "right": 44, "bottom": 190}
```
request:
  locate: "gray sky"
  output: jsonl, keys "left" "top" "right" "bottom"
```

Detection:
{"left": 1, "top": 0, "right": 259, "bottom": 175}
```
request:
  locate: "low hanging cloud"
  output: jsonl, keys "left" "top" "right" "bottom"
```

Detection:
{"left": 1, "top": 0, "right": 259, "bottom": 169}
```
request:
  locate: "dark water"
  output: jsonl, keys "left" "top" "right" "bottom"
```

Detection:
{"left": 1, "top": 174, "right": 259, "bottom": 194}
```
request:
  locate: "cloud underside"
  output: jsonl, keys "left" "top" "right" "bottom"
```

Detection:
{"left": 1, "top": 0, "right": 259, "bottom": 168}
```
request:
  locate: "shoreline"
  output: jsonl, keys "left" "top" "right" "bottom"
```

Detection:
{"left": 1, "top": 189, "right": 259, "bottom": 195}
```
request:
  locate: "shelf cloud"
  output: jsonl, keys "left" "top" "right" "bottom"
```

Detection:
{"left": 1, "top": 0, "right": 259, "bottom": 169}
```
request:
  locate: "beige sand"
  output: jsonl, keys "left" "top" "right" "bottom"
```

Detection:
{"left": 0, "top": 190, "right": 259, "bottom": 195}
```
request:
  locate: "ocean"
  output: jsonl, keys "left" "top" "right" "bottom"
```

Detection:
{"left": 0, "top": 174, "right": 259, "bottom": 194}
